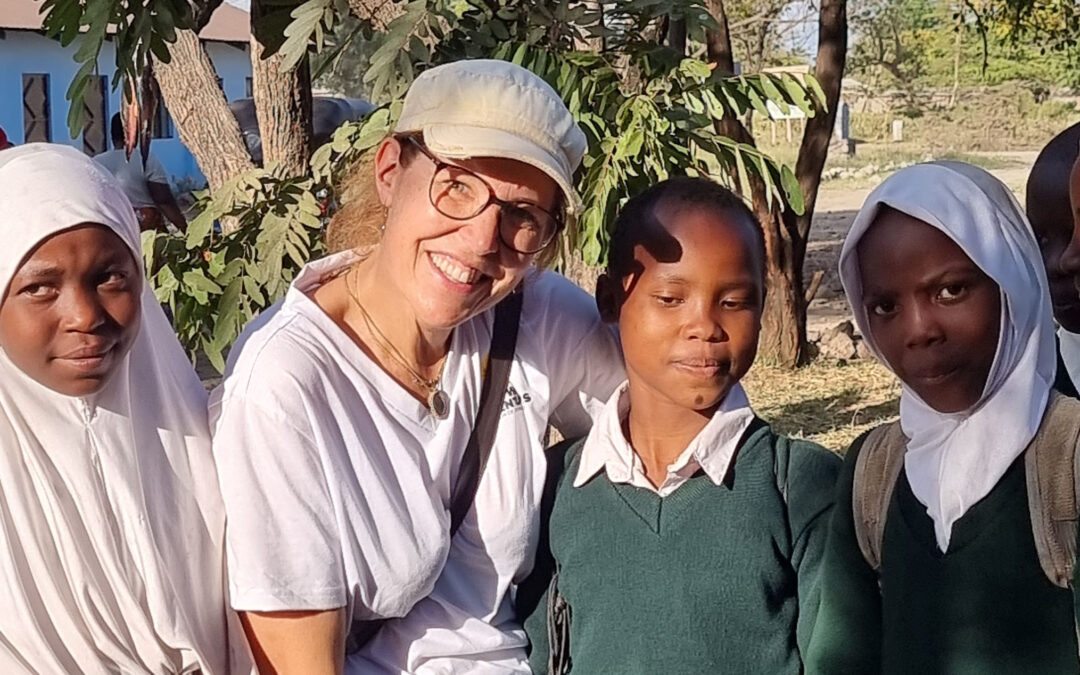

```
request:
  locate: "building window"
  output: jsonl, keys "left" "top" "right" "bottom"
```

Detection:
{"left": 246, "top": 77, "right": 253, "bottom": 98}
{"left": 22, "top": 74, "right": 51, "bottom": 143}
{"left": 82, "top": 75, "right": 108, "bottom": 155}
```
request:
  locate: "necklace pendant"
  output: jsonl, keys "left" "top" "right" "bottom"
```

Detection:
{"left": 428, "top": 388, "right": 450, "bottom": 419}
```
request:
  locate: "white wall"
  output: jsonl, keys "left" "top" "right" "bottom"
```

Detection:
{"left": 0, "top": 30, "right": 252, "bottom": 187}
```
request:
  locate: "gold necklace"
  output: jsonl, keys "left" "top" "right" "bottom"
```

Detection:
{"left": 345, "top": 267, "right": 450, "bottom": 419}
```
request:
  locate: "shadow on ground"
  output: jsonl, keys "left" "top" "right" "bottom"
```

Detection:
{"left": 766, "top": 388, "right": 900, "bottom": 452}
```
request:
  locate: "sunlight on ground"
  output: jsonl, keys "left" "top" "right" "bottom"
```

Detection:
{"left": 743, "top": 358, "right": 900, "bottom": 454}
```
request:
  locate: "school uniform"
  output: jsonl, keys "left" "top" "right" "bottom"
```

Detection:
{"left": 523, "top": 383, "right": 841, "bottom": 674}
{"left": 807, "top": 427, "right": 1078, "bottom": 674}
{"left": 806, "top": 161, "right": 1078, "bottom": 674}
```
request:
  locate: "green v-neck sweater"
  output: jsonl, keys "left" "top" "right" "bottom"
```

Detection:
{"left": 522, "top": 419, "right": 841, "bottom": 674}
{"left": 805, "top": 431, "right": 1079, "bottom": 675}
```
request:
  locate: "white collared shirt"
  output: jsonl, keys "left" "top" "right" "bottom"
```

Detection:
{"left": 574, "top": 381, "right": 757, "bottom": 497}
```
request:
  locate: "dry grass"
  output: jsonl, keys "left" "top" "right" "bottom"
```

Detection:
{"left": 743, "top": 358, "right": 901, "bottom": 454}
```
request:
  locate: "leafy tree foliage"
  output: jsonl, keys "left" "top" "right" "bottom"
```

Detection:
{"left": 47, "top": 0, "right": 828, "bottom": 369}
{"left": 849, "top": 0, "right": 1080, "bottom": 92}
{"left": 282, "top": 0, "right": 824, "bottom": 265}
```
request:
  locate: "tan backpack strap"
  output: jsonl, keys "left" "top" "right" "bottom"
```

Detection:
{"left": 853, "top": 421, "right": 908, "bottom": 573}
{"left": 1024, "top": 391, "right": 1080, "bottom": 589}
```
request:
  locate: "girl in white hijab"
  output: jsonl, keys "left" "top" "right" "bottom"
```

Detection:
{"left": 806, "top": 162, "right": 1079, "bottom": 673}
{"left": 0, "top": 144, "right": 244, "bottom": 674}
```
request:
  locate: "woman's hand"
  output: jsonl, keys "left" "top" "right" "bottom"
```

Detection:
{"left": 240, "top": 608, "right": 346, "bottom": 675}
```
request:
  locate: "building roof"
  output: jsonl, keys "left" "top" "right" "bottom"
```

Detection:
{"left": 0, "top": 0, "right": 250, "bottom": 43}
{"left": 199, "top": 4, "right": 251, "bottom": 43}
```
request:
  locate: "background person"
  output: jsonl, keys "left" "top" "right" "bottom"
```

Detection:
{"left": 211, "top": 59, "right": 624, "bottom": 675}
{"left": 94, "top": 114, "right": 187, "bottom": 233}
{"left": 1026, "top": 122, "right": 1080, "bottom": 396}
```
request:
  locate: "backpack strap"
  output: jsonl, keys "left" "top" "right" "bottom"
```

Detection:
{"left": 852, "top": 421, "right": 907, "bottom": 573}
{"left": 448, "top": 287, "right": 523, "bottom": 535}
{"left": 774, "top": 433, "right": 791, "bottom": 507}
{"left": 1024, "top": 391, "right": 1080, "bottom": 589}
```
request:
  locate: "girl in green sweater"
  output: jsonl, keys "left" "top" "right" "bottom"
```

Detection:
{"left": 521, "top": 177, "right": 841, "bottom": 674}
{"left": 806, "top": 162, "right": 1080, "bottom": 674}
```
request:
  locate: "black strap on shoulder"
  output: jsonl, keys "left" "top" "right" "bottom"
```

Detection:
{"left": 449, "top": 287, "right": 523, "bottom": 535}
{"left": 514, "top": 437, "right": 578, "bottom": 624}
{"left": 345, "top": 288, "right": 523, "bottom": 655}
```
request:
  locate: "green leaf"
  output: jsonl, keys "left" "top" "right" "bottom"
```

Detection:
{"left": 186, "top": 209, "right": 217, "bottom": 249}
{"left": 780, "top": 164, "right": 804, "bottom": 215}
{"left": 242, "top": 274, "right": 266, "bottom": 306}
{"left": 153, "top": 265, "right": 180, "bottom": 304}
{"left": 203, "top": 338, "right": 226, "bottom": 374}
{"left": 678, "top": 58, "right": 711, "bottom": 80}
{"left": 732, "top": 146, "right": 751, "bottom": 199}
{"left": 512, "top": 42, "right": 530, "bottom": 65}
{"left": 212, "top": 278, "right": 244, "bottom": 346}
{"left": 759, "top": 75, "right": 789, "bottom": 115}
{"left": 208, "top": 250, "right": 227, "bottom": 277}
{"left": 141, "top": 230, "right": 158, "bottom": 271}
{"left": 183, "top": 269, "right": 224, "bottom": 295}
{"left": 279, "top": 0, "right": 332, "bottom": 72}
{"left": 804, "top": 73, "right": 829, "bottom": 113}
{"left": 755, "top": 152, "right": 776, "bottom": 211}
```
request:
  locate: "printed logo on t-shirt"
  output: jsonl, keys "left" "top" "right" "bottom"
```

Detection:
{"left": 501, "top": 384, "right": 532, "bottom": 416}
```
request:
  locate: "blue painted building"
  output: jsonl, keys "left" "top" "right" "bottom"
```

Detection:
{"left": 0, "top": 0, "right": 252, "bottom": 187}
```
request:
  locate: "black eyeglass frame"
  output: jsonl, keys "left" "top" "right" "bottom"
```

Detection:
{"left": 404, "top": 136, "right": 562, "bottom": 255}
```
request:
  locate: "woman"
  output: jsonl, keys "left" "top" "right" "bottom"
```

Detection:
{"left": 0, "top": 144, "right": 242, "bottom": 673}
{"left": 806, "top": 162, "right": 1078, "bottom": 672}
{"left": 211, "top": 59, "right": 625, "bottom": 674}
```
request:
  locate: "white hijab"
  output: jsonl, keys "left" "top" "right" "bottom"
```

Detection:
{"left": 839, "top": 161, "right": 1055, "bottom": 552}
{"left": 0, "top": 144, "right": 241, "bottom": 674}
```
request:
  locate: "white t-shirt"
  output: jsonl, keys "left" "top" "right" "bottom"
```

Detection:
{"left": 211, "top": 251, "right": 624, "bottom": 673}
{"left": 94, "top": 148, "right": 168, "bottom": 208}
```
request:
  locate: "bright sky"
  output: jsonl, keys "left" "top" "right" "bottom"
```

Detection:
{"left": 225, "top": 0, "right": 250, "bottom": 10}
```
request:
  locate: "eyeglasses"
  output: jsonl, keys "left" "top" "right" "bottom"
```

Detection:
{"left": 406, "top": 137, "right": 561, "bottom": 255}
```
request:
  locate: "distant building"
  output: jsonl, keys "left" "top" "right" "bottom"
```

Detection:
{"left": 0, "top": 0, "right": 252, "bottom": 186}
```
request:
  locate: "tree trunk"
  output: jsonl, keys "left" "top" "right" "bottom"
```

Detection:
{"left": 705, "top": 0, "right": 733, "bottom": 73}
{"left": 667, "top": 17, "right": 687, "bottom": 54}
{"left": 775, "top": 0, "right": 847, "bottom": 366}
{"left": 251, "top": 0, "right": 313, "bottom": 177}
{"left": 706, "top": 0, "right": 847, "bottom": 368}
{"left": 950, "top": 10, "right": 963, "bottom": 107}
{"left": 791, "top": 0, "right": 846, "bottom": 255}
{"left": 154, "top": 0, "right": 399, "bottom": 196}
{"left": 153, "top": 29, "right": 254, "bottom": 194}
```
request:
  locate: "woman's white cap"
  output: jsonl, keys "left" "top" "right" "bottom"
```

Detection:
{"left": 393, "top": 59, "right": 587, "bottom": 219}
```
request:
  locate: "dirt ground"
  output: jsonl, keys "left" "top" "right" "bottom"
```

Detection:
{"left": 803, "top": 148, "right": 1038, "bottom": 339}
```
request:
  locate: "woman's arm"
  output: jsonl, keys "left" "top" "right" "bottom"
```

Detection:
{"left": 240, "top": 609, "right": 346, "bottom": 675}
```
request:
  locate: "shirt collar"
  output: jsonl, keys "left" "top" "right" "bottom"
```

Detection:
{"left": 574, "top": 381, "right": 756, "bottom": 489}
